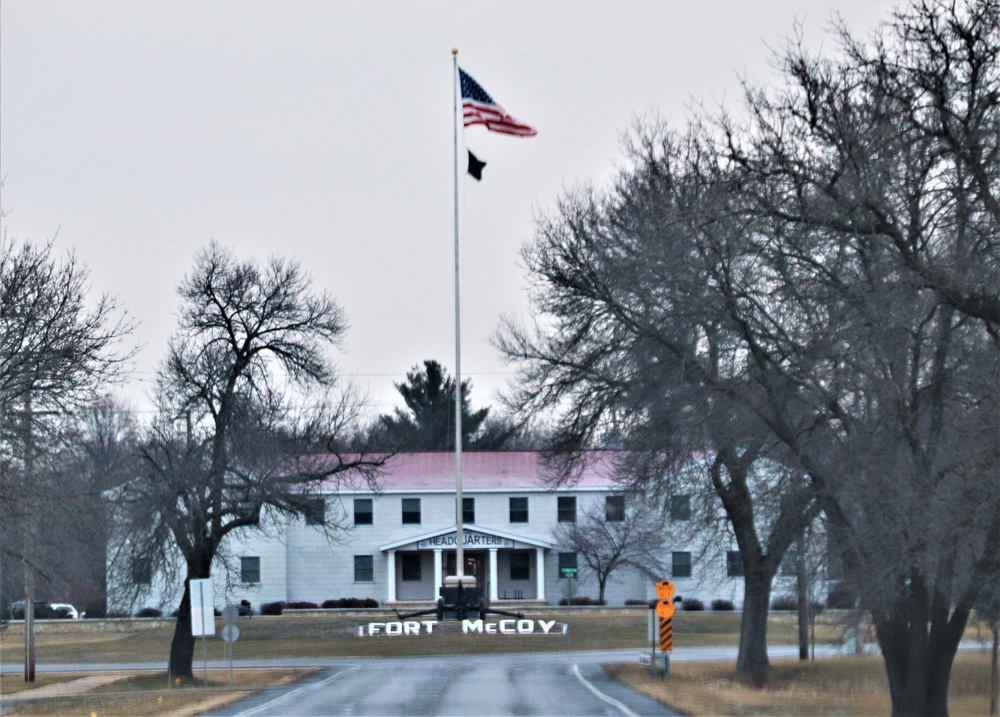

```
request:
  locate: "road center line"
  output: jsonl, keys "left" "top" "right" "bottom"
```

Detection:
{"left": 571, "top": 663, "right": 640, "bottom": 717}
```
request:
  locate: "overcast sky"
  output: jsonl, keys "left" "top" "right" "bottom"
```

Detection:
{"left": 1, "top": 0, "right": 897, "bottom": 422}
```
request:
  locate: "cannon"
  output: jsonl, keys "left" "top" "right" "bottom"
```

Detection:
{"left": 395, "top": 577, "right": 524, "bottom": 622}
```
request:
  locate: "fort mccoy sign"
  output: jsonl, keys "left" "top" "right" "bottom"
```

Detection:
{"left": 359, "top": 619, "right": 567, "bottom": 637}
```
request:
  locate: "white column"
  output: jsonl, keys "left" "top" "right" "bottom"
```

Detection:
{"left": 489, "top": 548, "right": 499, "bottom": 602}
{"left": 535, "top": 548, "right": 546, "bottom": 602}
{"left": 434, "top": 550, "right": 443, "bottom": 591}
{"left": 387, "top": 550, "right": 397, "bottom": 603}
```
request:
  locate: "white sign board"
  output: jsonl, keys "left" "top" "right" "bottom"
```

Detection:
{"left": 189, "top": 578, "right": 215, "bottom": 636}
{"left": 417, "top": 532, "right": 514, "bottom": 550}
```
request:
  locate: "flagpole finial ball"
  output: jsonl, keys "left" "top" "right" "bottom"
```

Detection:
{"left": 452, "top": 48, "right": 458, "bottom": 55}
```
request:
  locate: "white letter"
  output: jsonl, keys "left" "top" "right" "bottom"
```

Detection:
{"left": 538, "top": 620, "right": 556, "bottom": 634}
{"left": 404, "top": 621, "right": 420, "bottom": 635}
{"left": 517, "top": 620, "right": 534, "bottom": 633}
{"left": 368, "top": 623, "right": 383, "bottom": 635}
{"left": 462, "top": 619, "right": 484, "bottom": 634}
{"left": 499, "top": 620, "right": 515, "bottom": 634}
{"left": 386, "top": 622, "right": 402, "bottom": 636}
{"left": 421, "top": 620, "right": 436, "bottom": 634}
{"left": 486, "top": 622, "right": 497, "bottom": 633}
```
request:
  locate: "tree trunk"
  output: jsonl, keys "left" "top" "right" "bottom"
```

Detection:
{"left": 168, "top": 579, "right": 194, "bottom": 679}
{"left": 796, "top": 547, "right": 808, "bottom": 661}
{"left": 989, "top": 620, "right": 998, "bottom": 717}
{"left": 168, "top": 551, "right": 213, "bottom": 680}
{"left": 737, "top": 568, "right": 772, "bottom": 687}
{"left": 873, "top": 581, "right": 968, "bottom": 717}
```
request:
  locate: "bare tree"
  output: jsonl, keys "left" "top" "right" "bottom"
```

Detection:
{"left": 109, "top": 242, "right": 383, "bottom": 679}
{"left": 503, "top": 7, "right": 1000, "bottom": 710}
{"left": 61, "top": 397, "right": 141, "bottom": 616}
{"left": 553, "top": 492, "right": 666, "bottom": 604}
{"left": 499, "top": 123, "right": 821, "bottom": 686}
{"left": 1, "top": 237, "right": 133, "bottom": 414}
{"left": 1, "top": 235, "right": 133, "bottom": 677}
{"left": 717, "top": 2, "right": 1000, "bottom": 713}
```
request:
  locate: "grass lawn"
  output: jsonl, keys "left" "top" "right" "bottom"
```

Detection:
{"left": 0, "top": 611, "right": 994, "bottom": 715}
{"left": 0, "top": 609, "right": 848, "bottom": 664}
{"left": 608, "top": 652, "right": 997, "bottom": 717}
{"left": 1, "top": 669, "right": 313, "bottom": 717}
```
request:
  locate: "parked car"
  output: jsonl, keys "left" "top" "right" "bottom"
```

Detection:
{"left": 8, "top": 601, "right": 81, "bottom": 620}
{"left": 49, "top": 603, "right": 81, "bottom": 619}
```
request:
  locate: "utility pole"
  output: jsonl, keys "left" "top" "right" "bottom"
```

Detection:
{"left": 22, "top": 393, "right": 36, "bottom": 682}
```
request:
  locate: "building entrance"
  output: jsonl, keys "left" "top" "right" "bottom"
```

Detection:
{"left": 446, "top": 550, "right": 486, "bottom": 590}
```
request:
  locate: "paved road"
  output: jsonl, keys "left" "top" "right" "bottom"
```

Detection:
{"left": 0, "top": 644, "right": 913, "bottom": 717}
{"left": 204, "top": 651, "right": 681, "bottom": 717}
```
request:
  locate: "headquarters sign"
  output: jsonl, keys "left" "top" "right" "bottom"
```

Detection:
{"left": 417, "top": 532, "right": 514, "bottom": 550}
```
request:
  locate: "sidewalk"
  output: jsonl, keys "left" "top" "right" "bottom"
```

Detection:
{"left": 0, "top": 674, "right": 127, "bottom": 715}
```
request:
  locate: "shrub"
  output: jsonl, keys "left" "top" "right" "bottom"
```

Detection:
{"left": 259, "top": 601, "right": 286, "bottom": 616}
{"left": 771, "top": 594, "right": 798, "bottom": 611}
{"left": 321, "top": 598, "right": 379, "bottom": 609}
{"left": 134, "top": 607, "right": 163, "bottom": 618}
{"left": 625, "top": 599, "right": 657, "bottom": 608}
{"left": 82, "top": 603, "right": 106, "bottom": 619}
{"left": 557, "top": 596, "right": 606, "bottom": 606}
{"left": 827, "top": 581, "right": 858, "bottom": 610}
{"left": 682, "top": 598, "right": 704, "bottom": 611}
{"left": 285, "top": 601, "right": 319, "bottom": 610}
{"left": 711, "top": 599, "right": 734, "bottom": 611}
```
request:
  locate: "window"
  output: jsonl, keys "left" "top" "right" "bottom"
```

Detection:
{"left": 509, "top": 497, "right": 528, "bottom": 523}
{"left": 727, "top": 551, "right": 744, "bottom": 577}
{"left": 235, "top": 501, "right": 260, "bottom": 525}
{"left": 557, "top": 496, "right": 577, "bottom": 523}
{"left": 606, "top": 495, "right": 625, "bottom": 522}
{"left": 463, "top": 497, "right": 475, "bottom": 524}
{"left": 304, "top": 498, "right": 326, "bottom": 526}
{"left": 780, "top": 549, "right": 798, "bottom": 576}
{"left": 401, "top": 553, "right": 422, "bottom": 581}
{"left": 670, "top": 494, "right": 691, "bottom": 521}
{"left": 558, "top": 552, "right": 578, "bottom": 571}
{"left": 401, "top": 498, "right": 421, "bottom": 524}
{"left": 240, "top": 556, "right": 261, "bottom": 584}
{"left": 671, "top": 551, "right": 692, "bottom": 579}
{"left": 131, "top": 560, "right": 152, "bottom": 586}
{"left": 510, "top": 552, "right": 531, "bottom": 581}
{"left": 354, "top": 498, "right": 373, "bottom": 525}
{"left": 354, "top": 555, "right": 374, "bottom": 582}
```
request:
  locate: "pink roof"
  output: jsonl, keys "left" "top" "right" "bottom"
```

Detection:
{"left": 319, "top": 451, "right": 623, "bottom": 493}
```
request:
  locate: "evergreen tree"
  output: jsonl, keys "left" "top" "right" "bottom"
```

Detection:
{"left": 379, "top": 360, "right": 512, "bottom": 450}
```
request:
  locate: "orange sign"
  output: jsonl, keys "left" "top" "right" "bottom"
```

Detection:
{"left": 656, "top": 599, "right": 676, "bottom": 619}
{"left": 655, "top": 580, "right": 675, "bottom": 601}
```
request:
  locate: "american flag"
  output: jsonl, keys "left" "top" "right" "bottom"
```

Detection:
{"left": 459, "top": 68, "right": 537, "bottom": 137}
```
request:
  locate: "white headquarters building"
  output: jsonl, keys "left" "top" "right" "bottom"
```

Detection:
{"left": 124, "top": 451, "right": 806, "bottom": 613}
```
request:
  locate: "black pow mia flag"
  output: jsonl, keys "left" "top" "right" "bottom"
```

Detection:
{"left": 467, "top": 150, "right": 487, "bottom": 181}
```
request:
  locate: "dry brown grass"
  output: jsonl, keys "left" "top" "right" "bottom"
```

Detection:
{"left": 1, "top": 668, "right": 314, "bottom": 717}
{"left": 0, "top": 610, "right": 854, "bottom": 665}
{"left": 608, "top": 652, "right": 995, "bottom": 716}
{"left": 1, "top": 612, "right": 992, "bottom": 716}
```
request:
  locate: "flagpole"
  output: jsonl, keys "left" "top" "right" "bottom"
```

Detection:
{"left": 451, "top": 48, "right": 465, "bottom": 583}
